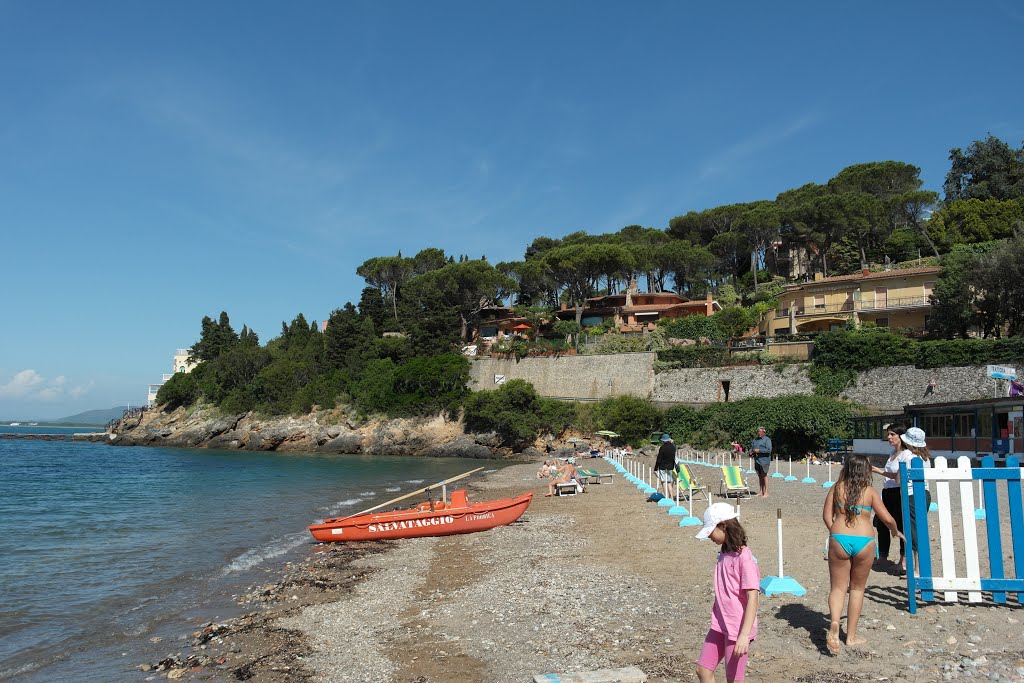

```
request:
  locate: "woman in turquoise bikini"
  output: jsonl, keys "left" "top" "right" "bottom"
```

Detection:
{"left": 822, "top": 454, "right": 903, "bottom": 655}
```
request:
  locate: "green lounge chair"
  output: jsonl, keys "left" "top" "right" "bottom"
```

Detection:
{"left": 719, "top": 465, "right": 751, "bottom": 499}
{"left": 576, "top": 468, "right": 614, "bottom": 485}
{"left": 675, "top": 463, "right": 709, "bottom": 502}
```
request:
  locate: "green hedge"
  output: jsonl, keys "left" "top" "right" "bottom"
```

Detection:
{"left": 663, "top": 395, "right": 852, "bottom": 456}
{"left": 656, "top": 346, "right": 728, "bottom": 367}
{"left": 814, "top": 329, "right": 1024, "bottom": 370}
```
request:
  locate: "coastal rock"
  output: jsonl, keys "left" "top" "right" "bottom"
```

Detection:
{"left": 433, "top": 435, "right": 501, "bottom": 459}
{"left": 110, "top": 404, "right": 528, "bottom": 460}
{"left": 317, "top": 433, "right": 363, "bottom": 453}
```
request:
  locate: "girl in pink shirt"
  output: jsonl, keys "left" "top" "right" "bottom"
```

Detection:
{"left": 695, "top": 503, "right": 760, "bottom": 683}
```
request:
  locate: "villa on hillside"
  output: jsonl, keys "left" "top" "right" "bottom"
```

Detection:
{"left": 555, "top": 282, "right": 721, "bottom": 333}
{"left": 147, "top": 349, "right": 198, "bottom": 407}
{"left": 759, "top": 266, "right": 941, "bottom": 336}
{"left": 467, "top": 285, "right": 721, "bottom": 355}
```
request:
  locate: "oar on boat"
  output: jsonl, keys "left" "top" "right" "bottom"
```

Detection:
{"left": 323, "top": 467, "right": 485, "bottom": 523}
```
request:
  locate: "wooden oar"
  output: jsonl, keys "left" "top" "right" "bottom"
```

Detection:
{"left": 325, "top": 467, "right": 485, "bottom": 522}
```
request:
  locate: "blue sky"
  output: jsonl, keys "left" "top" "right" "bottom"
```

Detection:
{"left": 1, "top": 1, "right": 1022, "bottom": 420}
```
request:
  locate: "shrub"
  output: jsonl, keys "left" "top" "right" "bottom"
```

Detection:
{"left": 463, "top": 379, "right": 546, "bottom": 449}
{"left": 662, "top": 404, "right": 702, "bottom": 444}
{"left": 814, "top": 328, "right": 1024, "bottom": 370}
{"left": 156, "top": 372, "right": 200, "bottom": 410}
{"left": 656, "top": 346, "right": 728, "bottom": 367}
{"left": 662, "top": 315, "right": 725, "bottom": 343}
{"left": 673, "top": 395, "right": 852, "bottom": 455}
{"left": 592, "top": 395, "right": 663, "bottom": 445}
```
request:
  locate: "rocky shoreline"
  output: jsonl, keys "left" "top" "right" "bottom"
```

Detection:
{"left": 109, "top": 404, "right": 540, "bottom": 460}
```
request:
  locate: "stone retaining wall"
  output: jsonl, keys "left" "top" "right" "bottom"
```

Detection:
{"left": 839, "top": 365, "right": 999, "bottom": 411}
{"left": 469, "top": 354, "right": 1007, "bottom": 413}
{"left": 468, "top": 353, "right": 655, "bottom": 400}
{"left": 652, "top": 365, "right": 815, "bottom": 404}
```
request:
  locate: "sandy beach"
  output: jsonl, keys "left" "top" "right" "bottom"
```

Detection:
{"left": 153, "top": 454, "right": 1024, "bottom": 683}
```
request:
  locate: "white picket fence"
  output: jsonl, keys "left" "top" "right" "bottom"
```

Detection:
{"left": 901, "top": 455, "right": 1024, "bottom": 613}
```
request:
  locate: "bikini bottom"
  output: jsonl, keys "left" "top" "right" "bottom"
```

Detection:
{"left": 830, "top": 533, "right": 878, "bottom": 558}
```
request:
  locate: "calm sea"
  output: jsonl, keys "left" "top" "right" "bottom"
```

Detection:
{"left": 0, "top": 428, "right": 488, "bottom": 681}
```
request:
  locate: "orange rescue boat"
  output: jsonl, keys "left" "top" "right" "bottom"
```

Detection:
{"left": 308, "top": 489, "right": 533, "bottom": 542}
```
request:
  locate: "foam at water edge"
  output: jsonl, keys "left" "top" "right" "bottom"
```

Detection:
{"left": 221, "top": 532, "right": 308, "bottom": 574}
{"left": 405, "top": 479, "right": 425, "bottom": 484}
{"left": 0, "top": 662, "right": 40, "bottom": 678}
{"left": 316, "top": 497, "right": 362, "bottom": 514}
{"left": 385, "top": 486, "right": 401, "bottom": 492}
{"left": 358, "top": 491, "right": 377, "bottom": 497}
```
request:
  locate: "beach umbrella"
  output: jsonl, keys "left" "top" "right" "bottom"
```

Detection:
{"left": 595, "top": 430, "right": 620, "bottom": 437}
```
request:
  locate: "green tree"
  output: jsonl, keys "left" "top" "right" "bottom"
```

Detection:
{"left": 944, "top": 135, "right": 1024, "bottom": 202}
{"left": 398, "top": 274, "right": 463, "bottom": 355}
{"left": 391, "top": 353, "right": 470, "bottom": 416}
{"left": 737, "top": 201, "right": 782, "bottom": 290}
{"left": 324, "top": 303, "right": 365, "bottom": 371}
{"left": 420, "top": 260, "right": 513, "bottom": 342}
{"left": 358, "top": 287, "right": 389, "bottom": 331}
{"left": 188, "top": 311, "right": 240, "bottom": 363}
{"left": 356, "top": 254, "right": 414, "bottom": 322}
{"left": 713, "top": 306, "right": 755, "bottom": 339}
{"left": 927, "top": 198, "right": 1024, "bottom": 249}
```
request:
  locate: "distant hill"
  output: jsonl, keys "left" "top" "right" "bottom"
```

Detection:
{"left": 52, "top": 406, "right": 130, "bottom": 426}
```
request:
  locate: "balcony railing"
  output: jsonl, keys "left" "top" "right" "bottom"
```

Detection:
{"left": 777, "top": 296, "right": 929, "bottom": 318}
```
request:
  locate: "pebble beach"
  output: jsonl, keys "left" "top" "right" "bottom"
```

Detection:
{"left": 154, "top": 455, "right": 1024, "bottom": 683}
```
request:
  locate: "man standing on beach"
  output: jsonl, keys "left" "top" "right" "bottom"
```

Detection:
{"left": 751, "top": 426, "right": 772, "bottom": 497}
{"left": 655, "top": 433, "right": 677, "bottom": 500}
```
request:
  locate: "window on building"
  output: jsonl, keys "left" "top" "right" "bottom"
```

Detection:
{"left": 923, "top": 414, "right": 952, "bottom": 438}
{"left": 814, "top": 294, "right": 825, "bottom": 309}
{"left": 875, "top": 287, "right": 887, "bottom": 308}
{"left": 875, "top": 318, "right": 889, "bottom": 328}
{"left": 977, "top": 411, "right": 993, "bottom": 437}
{"left": 924, "top": 281, "right": 935, "bottom": 300}
{"left": 954, "top": 414, "right": 973, "bottom": 437}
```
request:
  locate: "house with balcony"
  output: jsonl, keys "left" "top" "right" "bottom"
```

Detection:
{"left": 555, "top": 284, "right": 721, "bottom": 333}
{"left": 760, "top": 266, "right": 941, "bottom": 335}
{"left": 147, "top": 348, "right": 198, "bottom": 407}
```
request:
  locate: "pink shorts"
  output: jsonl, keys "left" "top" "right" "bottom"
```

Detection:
{"left": 696, "top": 629, "right": 748, "bottom": 681}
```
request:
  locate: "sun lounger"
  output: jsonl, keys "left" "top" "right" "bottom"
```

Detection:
{"left": 555, "top": 479, "right": 585, "bottom": 496}
{"left": 576, "top": 468, "right": 614, "bottom": 485}
{"left": 719, "top": 465, "right": 751, "bottom": 498}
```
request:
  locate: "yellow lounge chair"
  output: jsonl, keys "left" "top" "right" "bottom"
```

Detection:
{"left": 719, "top": 465, "right": 751, "bottom": 499}
{"left": 675, "top": 463, "right": 709, "bottom": 502}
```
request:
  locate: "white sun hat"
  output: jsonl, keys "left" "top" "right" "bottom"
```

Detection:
{"left": 901, "top": 427, "right": 927, "bottom": 448}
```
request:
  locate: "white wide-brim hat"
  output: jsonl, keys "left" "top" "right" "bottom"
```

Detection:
{"left": 901, "top": 427, "right": 927, "bottom": 448}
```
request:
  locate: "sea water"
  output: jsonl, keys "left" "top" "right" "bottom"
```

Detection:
{"left": 0, "top": 430, "right": 486, "bottom": 681}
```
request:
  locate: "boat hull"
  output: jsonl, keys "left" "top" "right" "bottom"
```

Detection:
{"left": 308, "top": 491, "right": 533, "bottom": 542}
